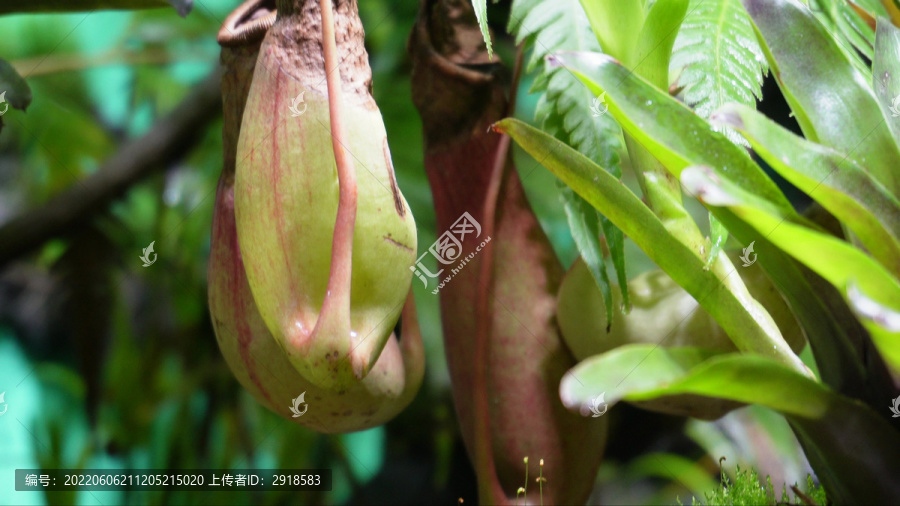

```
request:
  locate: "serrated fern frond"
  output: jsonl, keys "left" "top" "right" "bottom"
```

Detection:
{"left": 670, "top": 0, "right": 767, "bottom": 145}
{"left": 509, "top": 0, "right": 621, "bottom": 174}
{"left": 509, "top": 0, "right": 629, "bottom": 312}
{"left": 471, "top": 0, "right": 494, "bottom": 59}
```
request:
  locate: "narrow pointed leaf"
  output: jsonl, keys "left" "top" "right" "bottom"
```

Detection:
{"left": 560, "top": 345, "right": 736, "bottom": 419}
{"left": 811, "top": 0, "right": 877, "bottom": 74}
{"left": 847, "top": 282, "right": 900, "bottom": 369}
{"left": 879, "top": 0, "right": 900, "bottom": 26}
{"left": 561, "top": 186, "right": 614, "bottom": 326}
{"left": 578, "top": 0, "right": 645, "bottom": 65}
{"left": 495, "top": 118, "right": 807, "bottom": 373}
{"left": 707, "top": 214, "right": 729, "bottom": 269}
{"left": 471, "top": 0, "right": 493, "bottom": 59}
{"left": 601, "top": 215, "right": 630, "bottom": 311}
{"left": 874, "top": 17, "right": 900, "bottom": 146}
{"left": 713, "top": 103, "right": 900, "bottom": 276}
{"left": 683, "top": 167, "right": 900, "bottom": 373}
{"left": 853, "top": 0, "right": 889, "bottom": 17}
{"left": 743, "top": 0, "right": 900, "bottom": 196}
{"left": 551, "top": 51, "right": 795, "bottom": 218}
{"left": 560, "top": 348, "right": 900, "bottom": 503}
{"left": 510, "top": 0, "right": 631, "bottom": 313}
{"left": 627, "top": 0, "right": 716, "bottom": 275}
{"left": 550, "top": 49, "right": 870, "bottom": 399}
{"left": 634, "top": 0, "right": 689, "bottom": 89}
{"left": 734, "top": 206, "right": 900, "bottom": 312}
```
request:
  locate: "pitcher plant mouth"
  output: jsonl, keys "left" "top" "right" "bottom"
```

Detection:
{"left": 217, "top": 0, "right": 277, "bottom": 47}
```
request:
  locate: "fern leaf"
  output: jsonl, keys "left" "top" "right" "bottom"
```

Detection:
{"left": 471, "top": 0, "right": 493, "bottom": 59}
{"left": 560, "top": 183, "right": 614, "bottom": 327}
{"left": 510, "top": 0, "right": 620, "bottom": 171}
{"left": 670, "top": 0, "right": 767, "bottom": 145}
{"left": 509, "top": 0, "right": 629, "bottom": 306}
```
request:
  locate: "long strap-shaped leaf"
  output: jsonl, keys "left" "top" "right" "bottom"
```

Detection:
{"left": 509, "top": 0, "right": 633, "bottom": 317}
{"left": 578, "top": 0, "right": 645, "bottom": 66}
{"left": 559, "top": 345, "right": 900, "bottom": 504}
{"left": 494, "top": 118, "right": 808, "bottom": 374}
{"left": 744, "top": 0, "right": 900, "bottom": 198}
{"left": 874, "top": 18, "right": 900, "bottom": 146}
{"left": 551, "top": 51, "right": 795, "bottom": 217}
{"left": 713, "top": 103, "right": 900, "bottom": 277}
{"left": 552, "top": 49, "right": 870, "bottom": 399}
{"left": 682, "top": 165, "right": 900, "bottom": 374}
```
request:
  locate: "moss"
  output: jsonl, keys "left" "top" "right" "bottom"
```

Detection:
{"left": 678, "top": 462, "right": 827, "bottom": 506}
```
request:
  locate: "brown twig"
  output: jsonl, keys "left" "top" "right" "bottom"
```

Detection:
{"left": 0, "top": 68, "right": 223, "bottom": 270}
{"left": 10, "top": 48, "right": 208, "bottom": 78}
{"left": 0, "top": 0, "right": 186, "bottom": 16}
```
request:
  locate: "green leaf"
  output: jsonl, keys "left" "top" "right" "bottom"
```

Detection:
{"left": 557, "top": 251, "right": 806, "bottom": 361}
{"left": 712, "top": 103, "right": 900, "bottom": 276}
{"left": 628, "top": 0, "right": 717, "bottom": 274}
{"left": 471, "top": 0, "right": 493, "bottom": 59}
{"left": 600, "top": 215, "right": 630, "bottom": 311}
{"left": 508, "top": 0, "right": 620, "bottom": 164}
{"left": 668, "top": 0, "right": 766, "bottom": 248}
{"left": 846, "top": 282, "right": 900, "bottom": 370}
{"left": 552, "top": 51, "right": 795, "bottom": 218}
{"left": 560, "top": 348, "right": 900, "bottom": 503}
{"left": 670, "top": 0, "right": 767, "bottom": 146}
{"left": 736, "top": 204, "right": 900, "bottom": 311}
{"left": 809, "top": 0, "right": 876, "bottom": 75}
{"left": 874, "top": 17, "right": 900, "bottom": 147}
{"left": 510, "top": 0, "right": 630, "bottom": 308}
{"left": 560, "top": 185, "right": 614, "bottom": 327}
{"left": 707, "top": 214, "right": 728, "bottom": 268}
{"left": 559, "top": 344, "right": 736, "bottom": 419}
{"left": 495, "top": 117, "right": 808, "bottom": 374}
{"left": 681, "top": 167, "right": 900, "bottom": 373}
{"left": 635, "top": 0, "right": 690, "bottom": 89}
{"left": 0, "top": 0, "right": 192, "bottom": 15}
{"left": 0, "top": 58, "right": 32, "bottom": 113}
{"left": 851, "top": 0, "right": 890, "bottom": 17}
{"left": 743, "top": 0, "right": 900, "bottom": 197}
{"left": 577, "top": 0, "right": 645, "bottom": 65}
{"left": 551, "top": 51, "right": 870, "bottom": 398}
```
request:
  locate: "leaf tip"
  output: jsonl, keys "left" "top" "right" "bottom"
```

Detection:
{"left": 168, "top": 0, "right": 193, "bottom": 17}
{"left": 546, "top": 54, "right": 566, "bottom": 68}
{"left": 709, "top": 106, "right": 745, "bottom": 130}
{"left": 546, "top": 52, "right": 619, "bottom": 70}
{"left": 681, "top": 166, "right": 740, "bottom": 206}
{"left": 847, "top": 282, "right": 900, "bottom": 332}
